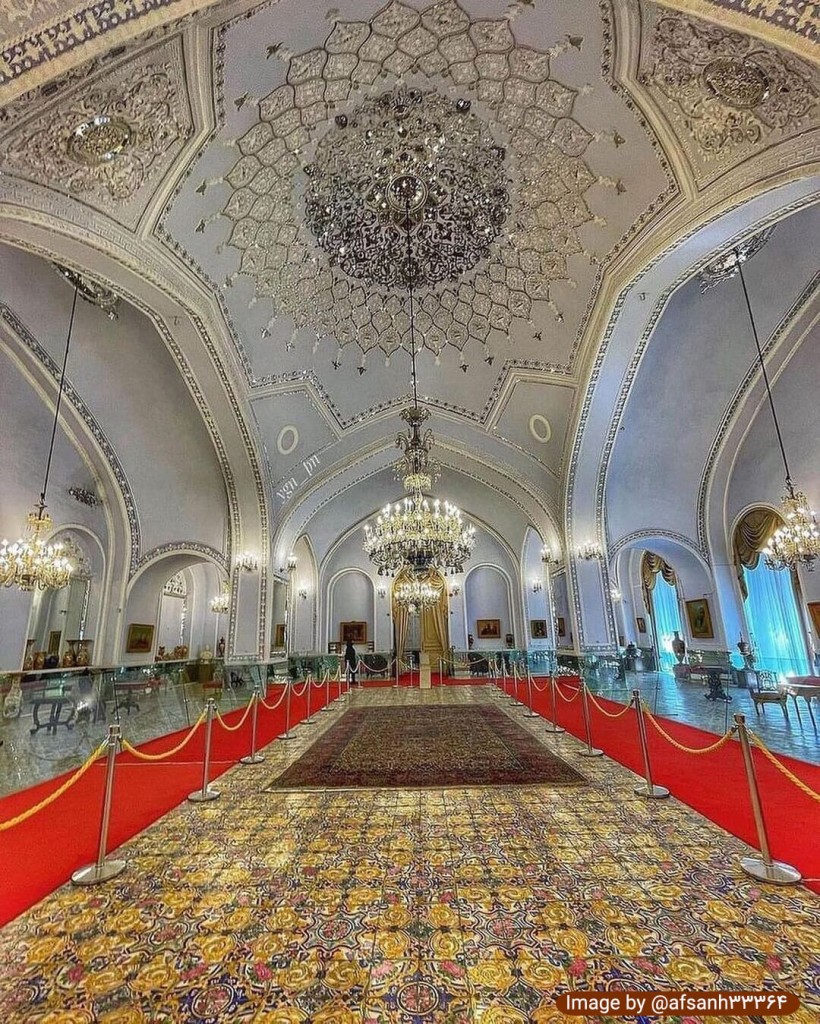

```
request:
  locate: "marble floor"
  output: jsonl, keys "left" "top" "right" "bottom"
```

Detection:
{"left": 0, "top": 686, "right": 817, "bottom": 1022}
{"left": 1, "top": 670, "right": 817, "bottom": 800}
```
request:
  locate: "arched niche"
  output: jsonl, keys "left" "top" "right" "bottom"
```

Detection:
{"left": 24, "top": 525, "right": 105, "bottom": 668}
{"left": 289, "top": 535, "right": 318, "bottom": 653}
{"left": 612, "top": 534, "right": 721, "bottom": 648}
{"left": 464, "top": 564, "right": 514, "bottom": 650}
{"left": 327, "top": 568, "right": 375, "bottom": 651}
{"left": 521, "top": 525, "right": 553, "bottom": 649}
{"left": 122, "top": 550, "right": 226, "bottom": 662}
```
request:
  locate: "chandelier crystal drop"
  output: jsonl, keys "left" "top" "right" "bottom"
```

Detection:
{"left": 0, "top": 505, "right": 72, "bottom": 591}
{"left": 761, "top": 485, "right": 819, "bottom": 572}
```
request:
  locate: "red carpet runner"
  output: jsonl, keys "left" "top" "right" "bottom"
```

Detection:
{"left": 0, "top": 682, "right": 336, "bottom": 926}
{"left": 510, "top": 676, "right": 820, "bottom": 894}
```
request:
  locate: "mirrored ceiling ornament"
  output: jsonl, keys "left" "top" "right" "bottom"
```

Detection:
{"left": 216, "top": 0, "right": 601, "bottom": 358}
{"left": 697, "top": 227, "right": 774, "bottom": 292}
{"left": 53, "top": 263, "right": 120, "bottom": 319}
{"left": 304, "top": 87, "right": 509, "bottom": 289}
{"left": 67, "top": 115, "right": 133, "bottom": 166}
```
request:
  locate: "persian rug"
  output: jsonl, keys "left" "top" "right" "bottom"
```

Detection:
{"left": 266, "top": 705, "right": 586, "bottom": 789}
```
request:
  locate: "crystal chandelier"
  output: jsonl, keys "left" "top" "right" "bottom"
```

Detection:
{"left": 209, "top": 582, "right": 230, "bottom": 615}
{"left": 393, "top": 573, "right": 440, "bottom": 609}
{"left": 0, "top": 288, "right": 79, "bottom": 592}
{"left": 727, "top": 241, "right": 820, "bottom": 572}
{"left": 363, "top": 185, "right": 477, "bottom": 577}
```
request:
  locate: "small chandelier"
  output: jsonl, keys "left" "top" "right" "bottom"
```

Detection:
{"left": 722, "top": 239, "right": 820, "bottom": 572}
{"left": 363, "top": 183, "right": 477, "bottom": 577}
{"left": 236, "top": 551, "right": 258, "bottom": 572}
{"left": 0, "top": 288, "right": 80, "bottom": 592}
{"left": 577, "top": 541, "right": 603, "bottom": 561}
{"left": 209, "top": 583, "right": 230, "bottom": 615}
{"left": 393, "top": 573, "right": 440, "bottom": 609}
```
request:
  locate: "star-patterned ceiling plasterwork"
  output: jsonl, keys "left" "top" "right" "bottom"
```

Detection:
{"left": 215, "top": 0, "right": 610, "bottom": 359}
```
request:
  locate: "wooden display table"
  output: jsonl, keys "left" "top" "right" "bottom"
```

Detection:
{"left": 779, "top": 677, "right": 820, "bottom": 728}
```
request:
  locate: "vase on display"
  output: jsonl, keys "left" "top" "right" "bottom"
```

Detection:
{"left": 33, "top": 651, "right": 46, "bottom": 670}
{"left": 76, "top": 639, "right": 93, "bottom": 667}
{"left": 671, "top": 631, "right": 686, "bottom": 664}
{"left": 737, "top": 635, "right": 755, "bottom": 670}
{"left": 23, "top": 639, "right": 35, "bottom": 671}
{"left": 62, "top": 640, "right": 77, "bottom": 668}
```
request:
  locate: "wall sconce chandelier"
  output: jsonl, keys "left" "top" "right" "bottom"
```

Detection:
{"left": 532, "top": 579, "right": 543, "bottom": 593}
{"left": 298, "top": 587, "right": 308, "bottom": 600}
{"left": 610, "top": 584, "right": 622, "bottom": 602}
{"left": 209, "top": 583, "right": 230, "bottom": 615}
{"left": 448, "top": 583, "right": 461, "bottom": 598}
{"left": 0, "top": 288, "right": 80, "bottom": 592}
{"left": 286, "top": 555, "right": 298, "bottom": 572}
{"left": 577, "top": 542, "right": 603, "bottom": 561}
{"left": 236, "top": 551, "right": 258, "bottom": 572}
{"left": 540, "top": 545, "right": 558, "bottom": 565}
{"left": 376, "top": 584, "right": 387, "bottom": 599}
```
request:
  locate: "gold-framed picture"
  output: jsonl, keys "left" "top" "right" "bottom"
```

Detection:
{"left": 530, "top": 619, "right": 548, "bottom": 639}
{"left": 556, "top": 616, "right": 567, "bottom": 638}
{"left": 636, "top": 617, "right": 647, "bottom": 634}
{"left": 807, "top": 602, "right": 820, "bottom": 637}
{"left": 341, "top": 621, "right": 367, "bottom": 644}
{"left": 48, "top": 630, "right": 62, "bottom": 656}
{"left": 273, "top": 623, "right": 286, "bottom": 649}
{"left": 476, "top": 618, "right": 501, "bottom": 639}
{"left": 685, "top": 599, "right": 714, "bottom": 640}
{"left": 125, "top": 623, "right": 155, "bottom": 654}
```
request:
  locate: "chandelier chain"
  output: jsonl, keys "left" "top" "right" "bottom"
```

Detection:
{"left": 737, "top": 253, "right": 793, "bottom": 493}
{"left": 405, "top": 197, "right": 419, "bottom": 412}
{"left": 41, "top": 286, "right": 79, "bottom": 515}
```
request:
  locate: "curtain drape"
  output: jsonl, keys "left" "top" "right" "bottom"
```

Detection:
{"left": 423, "top": 582, "right": 449, "bottom": 657}
{"left": 640, "top": 551, "right": 677, "bottom": 620}
{"left": 732, "top": 507, "right": 782, "bottom": 599}
{"left": 650, "top": 575, "right": 683, "bottom": 673}
{"left": 743, "top": 560, "right": 809, "bottom": 677}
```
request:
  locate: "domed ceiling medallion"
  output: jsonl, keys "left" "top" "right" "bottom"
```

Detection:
{"left": 303, "top": 86, "right": 509, "bottom": 290}
{"left": 219, "top": 0, "right": 601, "bottom": 358}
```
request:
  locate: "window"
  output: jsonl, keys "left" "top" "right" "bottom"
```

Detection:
{"left": 742, "top": 561, "right": 809, "bottom": 678}
{"left": 651, "top": 574, "right": 683, "bottom": 673}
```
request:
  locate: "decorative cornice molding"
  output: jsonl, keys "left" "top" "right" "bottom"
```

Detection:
{"left": 136, "top": 541, "right": 228, "bottom": 572}
{"left": 0, "top": 302, "right": 141, "bottom": 570}
{"left": 608, "top": 528, "right": 705, "bottom": 562}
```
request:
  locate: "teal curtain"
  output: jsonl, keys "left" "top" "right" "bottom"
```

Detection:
{"left": 650, "top": 575, "right": 682, "bottom": 673}
{"left": 743, "top": 561, "right": 809, "bottom": 678}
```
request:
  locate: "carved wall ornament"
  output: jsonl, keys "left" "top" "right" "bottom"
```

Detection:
{"left": 53, "top": 262, "right": 121, "bottom": 319}
{"left": 217, "top": 0, "right": 605, "bottom": 359}
{"left": 0, "top": 48, "right": 192, "bottom": 206}
{"left": 643, "top": 14, "right": 818, "bottom": 159}
{"left": 697, "top": 226, "right": 774, "bottom": 291}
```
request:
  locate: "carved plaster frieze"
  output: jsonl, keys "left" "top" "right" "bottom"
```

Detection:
{"left": 136, "top": 541, "right": 228, "bottom": 572}
{"left": 640, "top": 9, "right": 819, "bottom": 183}
{"left": 0, "top": 36, "right": 194, "bottom": 227}
{"left": 0, "top": 303, "right": 141, "bottom": 571}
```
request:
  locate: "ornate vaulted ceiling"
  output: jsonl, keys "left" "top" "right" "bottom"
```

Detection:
{"left": 0, "top": 0, "right": 818, "bottom": 568}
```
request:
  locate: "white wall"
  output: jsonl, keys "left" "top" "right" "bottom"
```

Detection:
{"left": 465, "top": 566, "right": 513, "bottom": 650}
{"left": 329, "top": 570, "right": 375, "bottom": 648}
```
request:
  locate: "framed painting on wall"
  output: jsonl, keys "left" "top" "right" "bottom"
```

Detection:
{"left": 273, "top": 623, "right": 286, "bottom": 649}
{"left": 126, "top": 623, "right": 155, "bottom": 653}
{"left": 530, "top": 619, "right": 548, "bottom": 639}
{"left": 48, "top": 630, "right": 62, "bottom": 656}
{"left": 807, "top": 602, "right": 820, "bottom": 638}
{"left": 476, "top": 618, "right": 501, "bottom": 639}
{"left": 636, "top": 617, "right": 647, "bottom": 634}
{"left": 556, "top": 616, "right": 566, "bottom": 638}
{"left": 685, "top": 599, "right": 714, "bottom": 640}
{"left": 341, "top": 621, "right": 367, "bottom": 644}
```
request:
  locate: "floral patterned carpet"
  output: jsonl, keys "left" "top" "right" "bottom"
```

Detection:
{"left": 266, "top": 705, "right": 585, "bottom": 789}
{"left": 0, "top": 686, "right": 817, "bottom": 1022}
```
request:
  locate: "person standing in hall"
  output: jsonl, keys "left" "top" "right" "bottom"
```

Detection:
{"left": 344, "top": 640, "right": 358, "bottom": 685}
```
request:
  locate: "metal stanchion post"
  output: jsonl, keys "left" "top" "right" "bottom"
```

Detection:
{"left": 240, "top": 690, "right": 265, "bottom": 765}
{"left": 321, "top": 671, "right": 332, "bottom": 711}
{"left": 72, "top": 725, "right": 126, "bottom": 885}
{"left": 543, "top": 675, "right": 565, "bottom": 734}
{"left": 281, "top": 679, "right": 295, "bottom": 739}
{"left": 523, "top": 672, "right": 539, "bottom": 718}
{"left": 579, "top": 682, "right": 603, "bottom": 758}
{"left": 632, "top": 690, "right": 669, "bottom": 799}
{"left": 188, "top": 699, "right": 220, "bottom": 802}
{"left": 303, "top": 673, "right": 316, "bottom": 724}
{"left": 734, "top": 714, "right": 801, "bottom": 884}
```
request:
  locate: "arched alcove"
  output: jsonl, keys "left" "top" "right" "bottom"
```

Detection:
{"left": 464, "top": 564, "right": 514, "bottom": 650}
{"left": 327, "top": 568, "right": 375, "bottom": 652}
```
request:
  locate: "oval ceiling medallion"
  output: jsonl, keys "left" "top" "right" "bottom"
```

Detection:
{"left": 67, "top": 115, "right": 133, "bottom": 166}
{"left": 276, "top": 425, "right": 299, "bottom": 455}
{"left": 701, "top": 57, "right": 770, "bottom": 110}
{"left": 529, "top": 414, "right": 552, "bottom": 444}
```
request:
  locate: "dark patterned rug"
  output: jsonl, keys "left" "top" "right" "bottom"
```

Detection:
{"left": 266, "top": 705, "right": 586, "bottom": 789}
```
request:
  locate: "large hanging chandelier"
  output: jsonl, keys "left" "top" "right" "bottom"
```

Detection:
{"left": 393, "top": 572, "right": 440, "bottom": 610}
{"left": 715, "top": 239, "right": 819, "bottom": 572}
{"left": 363, "top": 180, "right": 477, "bottom": 577}
{"left": 209, "top": 582, "right": 231, "bottom": 615}
{"left": 0, "top": 288, "right": 79, "bottom": 592}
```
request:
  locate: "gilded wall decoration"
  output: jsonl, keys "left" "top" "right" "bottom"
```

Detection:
{"left": 216, "top": 0, "right": 606, "bottom": 360}
{"left": 643, "top": 13, "right": 818, "bottom": 162}
{"left": 0, "top": 40, "right": 193, "bottom": 211}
